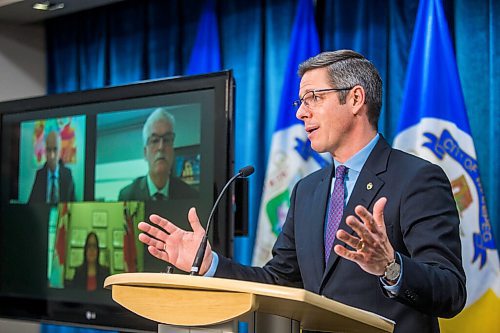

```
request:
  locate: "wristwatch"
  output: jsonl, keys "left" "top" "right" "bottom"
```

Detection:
{"left": 382, "top": 254, "right": 401, "bottom": 282}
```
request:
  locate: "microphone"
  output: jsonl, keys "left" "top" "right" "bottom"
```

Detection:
{"left": 190, "top": 165, "right": 254, "bottom": 275}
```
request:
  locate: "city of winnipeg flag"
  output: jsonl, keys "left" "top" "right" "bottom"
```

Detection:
{"left": 252, "top": 0, "right": 329, "bottom": 266}
{"left": 393, "top": 0, "right": 500, "bottom": 331}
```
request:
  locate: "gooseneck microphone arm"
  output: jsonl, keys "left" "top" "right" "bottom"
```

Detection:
{"left": 190, "top": 166, "right": 254, "bottom": 275}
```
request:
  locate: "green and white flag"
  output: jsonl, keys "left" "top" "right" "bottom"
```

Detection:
{"left": 252, "top": 0, "right": 328, "bottom": 266}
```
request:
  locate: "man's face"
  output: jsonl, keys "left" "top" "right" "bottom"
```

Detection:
{"left": 295, "top": 68, "right": 354, "bottom": 156}
{"left": 45, "top": 132, "right": 59, "bottom": 172}
{"left": 144, "top": 120, "right": 175, "bottom": 178}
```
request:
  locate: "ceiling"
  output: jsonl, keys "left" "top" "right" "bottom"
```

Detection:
{"left": 0, "top": 0, "right": 123, "bottom": 24}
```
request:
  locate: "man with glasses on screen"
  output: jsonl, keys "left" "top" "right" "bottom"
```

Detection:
{"left": 118, "top": 107, "right": 197, "bottom": 201}
{"left": 137, "top": 50, "right": 466, "bottom": 333}
{"left": 29, "top": 129, "right": 76, "bottom": 204}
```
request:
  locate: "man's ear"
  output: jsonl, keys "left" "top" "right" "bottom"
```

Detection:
{"left": 350, "top": 85, "right": 366, "bottom": 115}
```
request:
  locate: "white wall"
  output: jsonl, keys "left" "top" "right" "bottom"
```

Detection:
{"left": 0, "top": 22, "right": 46, "bottom": 102}
{"left": 0, "top": 20, "right": 45, "bottom": 333}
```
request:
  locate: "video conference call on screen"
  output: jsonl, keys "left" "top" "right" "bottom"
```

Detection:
{"left": 0, "top": 72, "right": 234, "bottom": 331}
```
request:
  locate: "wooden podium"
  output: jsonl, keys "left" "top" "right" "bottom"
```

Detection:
{"left": 104, "top": 273, "right": 394, "bottom": 333}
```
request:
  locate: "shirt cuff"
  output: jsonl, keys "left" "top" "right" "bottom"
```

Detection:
{"left": 203, "top": 251, "right": 219, "bottom": 277}
{"left": 380, "top": 252, "right": 403, "bottom": 295}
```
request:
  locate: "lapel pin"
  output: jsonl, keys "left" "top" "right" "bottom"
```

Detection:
{"left": 366, "top": 182, "right": 373, "bottom": 190}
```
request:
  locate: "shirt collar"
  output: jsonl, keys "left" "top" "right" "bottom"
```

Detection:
{"left": 146, "top": 174, "right": 170, "bottom": 198}
{"left": 333, "top": 133, "right": 380, "bottom": 174}
{"left": 49, "top": 165, "right": 60, "bottom": 179}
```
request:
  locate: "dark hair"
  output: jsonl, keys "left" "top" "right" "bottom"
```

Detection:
{"left": 298, "top": 50, "right": 382, "bottom": 129}
{"left": 84, "top": 231, "right": 100, "bottom": 266}
{"left": 70, "top": 231, "right": 106, "bottom": 291}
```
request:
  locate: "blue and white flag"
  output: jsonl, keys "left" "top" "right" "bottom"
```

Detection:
{"left": 252, "top": 0, "right": 328, "bottom": 266}
{"left": 393, "top": 0, "right": 499, "bottom": 331}
{"left": 185, "top": 0, "right": 221, "bottom": 75}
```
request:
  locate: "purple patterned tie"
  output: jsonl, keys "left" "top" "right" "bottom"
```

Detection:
{"left": 325, "top": 165, "right": 348, "bottom": 263}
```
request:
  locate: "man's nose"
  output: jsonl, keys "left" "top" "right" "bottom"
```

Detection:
{"left": 157, "top": 138, "right": 166, "bottom": 149}
{"left": 295, "top": 104, "right": 309, "bottom": 120}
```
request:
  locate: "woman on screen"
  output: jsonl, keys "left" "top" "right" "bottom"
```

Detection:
{"left": 70, "top": 232, "right": 110, "bottom": 292}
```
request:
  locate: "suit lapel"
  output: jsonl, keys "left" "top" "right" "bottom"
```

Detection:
{"left": 320, "top": 137, "right": 391, "bottom": 286}
{"left": 139, "top": 176, "right": 151, "bottom": 201}
{"left": 308, "top": 164, "right": 334, "bottom": 281}
{"left": 59, "top": 168, "right": 65, "bottom": 199}
{"left": 41, "top": 165, "right": 49, "bottom": 193}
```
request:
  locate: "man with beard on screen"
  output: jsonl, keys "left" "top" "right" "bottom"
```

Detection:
{"left": 118, "top": 108, "right": 197, "bottom": 201}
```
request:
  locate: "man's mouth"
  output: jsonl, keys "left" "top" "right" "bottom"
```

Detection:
{"left": 305, "top": 124, "right": 319, "bottom": 135}
{"left": 155, "top": 154, "right": 167, "bottom": 162}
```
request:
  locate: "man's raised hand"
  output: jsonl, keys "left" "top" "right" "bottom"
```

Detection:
{"left": 137, "top": 207, "right": 213, "bottom": 275}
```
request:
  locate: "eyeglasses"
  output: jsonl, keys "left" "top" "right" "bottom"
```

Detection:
{"left": 292, "top": 87, "right": 354, "bottom": 110}
{"left": 46, "top": 147, "right": 58, "bottom": 154}
{"left": 147, "top": 133, "right": 175, "bottom": 148}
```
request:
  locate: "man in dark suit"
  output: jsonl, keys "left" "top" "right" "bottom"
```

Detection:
{"left": 28, "top": 130, "right": 75, "bottom": 203}
{"left": 137, "top": 50, "right": 466, "bottom": 332}
{"left": 118, "top": 108, "right": 197, "bottom": 201}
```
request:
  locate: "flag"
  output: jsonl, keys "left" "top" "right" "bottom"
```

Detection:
{"left": 393, "top": 0, "right": 500, "bottom": 331}
{"left": 123, "top": 202, "right": 138, "bottom": 272}
{"left": 49, "top": 203, "right": 69, "bottom": 288}
{"left": 252, "top": 0, "right": 329, "bottom": 266}
{"left": 185, "top": 0, "right": 221, "bottom": 75}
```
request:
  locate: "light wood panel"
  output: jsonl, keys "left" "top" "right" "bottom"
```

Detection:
{"left": 113, "top": 284, "right": 256, "bottom": 326}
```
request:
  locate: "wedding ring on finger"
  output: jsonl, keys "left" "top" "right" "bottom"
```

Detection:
{"left": 163, "top": 242, "right": 168, "bottom": 252}
{"left": 356, "top": 240, "right": 365, "bottom": 252}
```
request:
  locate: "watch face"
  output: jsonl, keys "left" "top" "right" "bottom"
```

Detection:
{"left": 385, "top": 262, "right": 401, "bottom": 281}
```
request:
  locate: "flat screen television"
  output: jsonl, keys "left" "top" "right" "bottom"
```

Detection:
{"left": 0, "top": 71, "right": 235, "bottom": 332}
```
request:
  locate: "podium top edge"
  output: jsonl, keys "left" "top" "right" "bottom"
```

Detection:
{"left": 104, "top": 272, "right": 308, "bottom": 299}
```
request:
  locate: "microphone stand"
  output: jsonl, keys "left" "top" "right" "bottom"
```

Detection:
{"left": 190, "top": 166, "right": 254, "bottom": 275}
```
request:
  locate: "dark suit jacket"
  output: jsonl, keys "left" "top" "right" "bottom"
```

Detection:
{"left": 70, "top": 264, "right": 110, "bottom": 291}
{"left": 28, "top": 162, "right": 76, "bottom": 203}
{"left": 118, "top": 175, "right": 198, "bottom": 201}
{"left": 215, "top": 137, "right": 466, "bottom": 333}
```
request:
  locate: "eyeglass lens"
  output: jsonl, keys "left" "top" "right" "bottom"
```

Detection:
{"left": 148, "top": 133, "right": 175, "bottom": 147}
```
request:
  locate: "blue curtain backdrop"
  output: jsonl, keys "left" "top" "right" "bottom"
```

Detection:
{"left": 44, "top": 0, "right": 499, "bottom": 330}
